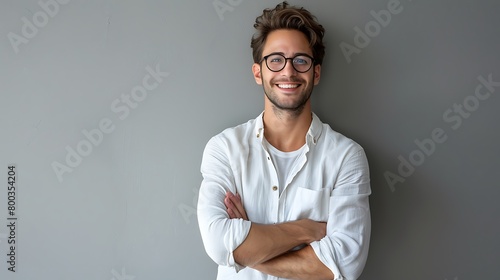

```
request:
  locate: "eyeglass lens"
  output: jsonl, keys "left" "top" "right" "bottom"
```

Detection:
{"left": 265, "top": 54, "right": 313, "bottom": 73}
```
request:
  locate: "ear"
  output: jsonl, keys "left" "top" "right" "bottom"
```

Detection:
{"left": 252, "top": 63, "right": 263, "bottom": 85}
{"left": 313, "top": 64, "right": 321, "bottom": 85}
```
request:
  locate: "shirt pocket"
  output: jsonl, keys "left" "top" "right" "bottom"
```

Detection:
{"left": 288, "top": 187, "right": 330, "bottom": 222}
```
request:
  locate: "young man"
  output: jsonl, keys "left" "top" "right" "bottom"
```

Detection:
{"left": 197, "top": 2, "right": 371, "bottom": 279}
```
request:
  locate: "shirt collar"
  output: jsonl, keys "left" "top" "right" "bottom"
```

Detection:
{"left": 308, "top": 112, "right": 323, "bottom": 145}
{"left": 254, "top": 111, "right": 323, "bottom": 146}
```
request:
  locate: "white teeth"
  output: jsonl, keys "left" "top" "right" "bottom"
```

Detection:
{"left": 277, "top": 84, "right": 299, "bottom": 89}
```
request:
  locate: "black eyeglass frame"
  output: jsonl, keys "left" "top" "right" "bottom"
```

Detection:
{"left": 260, "top": 53, "right": 316, "bottom": 73}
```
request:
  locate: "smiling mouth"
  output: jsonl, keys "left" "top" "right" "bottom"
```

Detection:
{"left": 276, "top": 83, "right": 301, "bottom": 89}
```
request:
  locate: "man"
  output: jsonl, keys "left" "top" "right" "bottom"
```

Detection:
{"left": 197, "top": 2, "right": 371, "bottom": 279}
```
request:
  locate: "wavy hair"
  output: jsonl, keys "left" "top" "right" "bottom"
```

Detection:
{"left": 251, "top": 1, "right": 325, "bottom": 65}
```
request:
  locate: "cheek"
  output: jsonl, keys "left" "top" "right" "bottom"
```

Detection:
{"left": 261, "top": 72, "right": 275, "bottom": 87}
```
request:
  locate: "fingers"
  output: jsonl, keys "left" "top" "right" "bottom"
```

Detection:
{"left": 226, "top": 204, "right": 236, "bottom": 219}
{"left": 224, "top": 192, "right": 248, "bottom": 220}
{"left": 225, "top": 194, "right": 240, "bottom": 219}
{"left": 232, "top": 193, "right": 248, "bottom": 220}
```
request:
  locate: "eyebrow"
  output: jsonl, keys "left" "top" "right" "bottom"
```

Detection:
{"left": 267, "top": 52, "right": 313, "bottom": 57}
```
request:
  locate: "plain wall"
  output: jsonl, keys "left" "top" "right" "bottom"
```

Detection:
{"left": 0, "top": 0, "right": 499, "bottom": 279}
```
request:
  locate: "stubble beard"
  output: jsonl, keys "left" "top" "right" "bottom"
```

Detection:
{"left": 263, "top": 76, "right": 314, "bottom": 119}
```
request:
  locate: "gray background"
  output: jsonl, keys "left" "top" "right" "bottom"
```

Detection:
{"left": 1, "top": 0, "right": 499, "bottom": 279}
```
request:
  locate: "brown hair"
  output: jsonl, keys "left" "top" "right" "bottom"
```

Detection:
{"left": 251, "top": 1, "right": 325, "bottom": 65}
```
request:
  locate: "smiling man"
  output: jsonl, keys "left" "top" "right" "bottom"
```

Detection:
{"left": 197, "top": 2, "right": 371, "bottom": 279}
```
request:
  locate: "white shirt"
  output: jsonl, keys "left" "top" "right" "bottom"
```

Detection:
{"left": 197, "top": 112, "right": 371, "bottom": 280}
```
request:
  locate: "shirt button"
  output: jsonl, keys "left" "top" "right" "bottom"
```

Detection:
{"left": 272, "top": 186, "right": 278, "bottom": 191}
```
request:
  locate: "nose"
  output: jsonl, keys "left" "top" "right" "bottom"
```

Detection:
{"left": 281, "top": 58, "right": 298, "bottom": 76}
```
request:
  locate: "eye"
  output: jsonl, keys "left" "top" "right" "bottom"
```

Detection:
{"left": 293, "top": 57, "right": 309, "bottom": 65}
{"left": 269, "top": 55, "right": 284, "bottom": 63}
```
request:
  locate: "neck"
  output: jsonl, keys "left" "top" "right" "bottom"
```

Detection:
{"left": 263, "top": 104, "right": 312, "bottom": 152}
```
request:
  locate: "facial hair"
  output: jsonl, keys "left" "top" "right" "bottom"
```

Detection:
{"left": 262, "top": 73, "right": 315, "bottom": 118}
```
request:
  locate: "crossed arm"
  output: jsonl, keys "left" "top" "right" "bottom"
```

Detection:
{"left": 198, "top": 137, "right": 371, "bottom": 279}
{"left": 224, "top": 192, "right": 335, "bottom": 280}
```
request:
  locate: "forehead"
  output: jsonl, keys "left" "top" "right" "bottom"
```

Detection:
{"left": 262, "top": 29, "right": 312, "bottom": 56}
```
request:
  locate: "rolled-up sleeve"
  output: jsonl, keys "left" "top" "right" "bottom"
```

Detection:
{"left": 197, "top": 136, "right": 252, "bottom": 272}
{"left": 310, "top": 149, "right": 371, "bottom": 280}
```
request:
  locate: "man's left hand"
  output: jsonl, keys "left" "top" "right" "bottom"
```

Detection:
{"left": 224, "top": 192, "right": 248, "bottom": 220}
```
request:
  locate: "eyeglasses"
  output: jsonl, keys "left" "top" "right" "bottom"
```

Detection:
{"left": 260, "top": 53, "right": 315, "bottom": 73}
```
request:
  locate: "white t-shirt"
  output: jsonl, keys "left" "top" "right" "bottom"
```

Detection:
{"left": 262, "top": 138, "right": 307, "bottom": 195}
